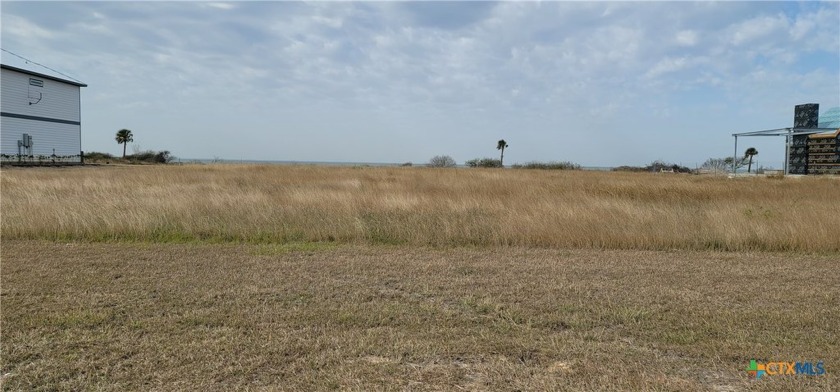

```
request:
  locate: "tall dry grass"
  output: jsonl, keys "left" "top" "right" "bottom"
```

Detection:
{"left": 1, "top": 165, "right": 838, "bottom": 251}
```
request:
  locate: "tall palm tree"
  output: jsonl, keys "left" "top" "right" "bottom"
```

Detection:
{"left": 116, "top": 129, "right": 134, "bottom": 159}
{"left": 744, "top": 147, "right": 758, "bottom": 173}
{"left": 496, "top": 139, "right": 509, "bottom": 167}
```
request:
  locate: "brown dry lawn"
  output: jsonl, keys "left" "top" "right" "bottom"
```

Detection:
{"left": 2, "top": 241, "right": 837, "bottom": 391}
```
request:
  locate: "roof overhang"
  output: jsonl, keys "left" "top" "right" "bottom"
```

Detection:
{"left": 1, "top": 63, "right": 87, "bottom": 87}
{"left": 732, "top": 127, "right": 840, "bottom": 137}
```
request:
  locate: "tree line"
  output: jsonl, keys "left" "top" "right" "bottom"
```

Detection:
{"left": 427, "top": 139, "right": 763, "bottom": 173}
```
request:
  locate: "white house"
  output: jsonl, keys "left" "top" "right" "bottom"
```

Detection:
{"left": 1, "top": 64, "right": 87, "bottom": 163}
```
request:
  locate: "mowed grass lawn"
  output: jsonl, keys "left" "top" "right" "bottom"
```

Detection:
{"left": 2, "top": 242, "right": 837, "bottom": 391}
{"left": 1, "top": 165, "right": 838, "bottom": 390}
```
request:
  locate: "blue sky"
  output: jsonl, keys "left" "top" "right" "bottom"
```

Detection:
{"left": 2, "top": 1, "right": 838, "bottom": 167}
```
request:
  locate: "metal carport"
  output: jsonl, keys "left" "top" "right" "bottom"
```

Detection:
{"left": 731, "top": 127, "right": 838, "bottom": 174}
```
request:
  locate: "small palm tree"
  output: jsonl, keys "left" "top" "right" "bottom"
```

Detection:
{"left": 496, "top": 139, "right": 509, "bottom": 167}
{"left": 115, "top": 129, "right": 134, "bottom": 159}
{"left": 744, "top": 147, "right": 758, "bottom": 173}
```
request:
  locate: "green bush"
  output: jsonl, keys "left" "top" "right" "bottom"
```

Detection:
{"left": 83, "top": 151, "right": 116, "bottom": 161}
{"left": 126, "top": 150, "right": 173, "bottom": 164}
{"left": 613, "top": 160, "right": 692, "bottom": 173}
{"left": 465, "top": 158, "right": 502, "bottom": 168}
{"left": 511, "top": 161, "right": 581, "bottom": 170}
{"left": 84, "top": 150, "right": 173, "bottom": 164}
{"left": 428, "top": 155, "right": 457, "bottom": 167}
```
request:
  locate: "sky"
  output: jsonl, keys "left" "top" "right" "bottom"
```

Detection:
{"left": 1, "top": 1, "right": 838, "bottom": 167}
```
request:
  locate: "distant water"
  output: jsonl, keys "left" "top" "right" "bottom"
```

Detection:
{"left": 180, "top": 159, "right": 408, "bottom": 167}
{"left": 179, "top": 158, "right": 614, "bottom": 171}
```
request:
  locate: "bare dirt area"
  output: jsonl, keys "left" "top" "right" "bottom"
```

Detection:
{"left": 2, "top": 241, "right": 836, "bottom": 391}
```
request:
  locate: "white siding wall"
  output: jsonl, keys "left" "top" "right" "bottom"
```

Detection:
{"left": 1, "top": 117, "right": 81, "bottom": 160}
{"left": 1, "top": 67, "right": 82, "bottom": 161}
{"left": 1, "top": 68, "right": 81, "bottom": 121}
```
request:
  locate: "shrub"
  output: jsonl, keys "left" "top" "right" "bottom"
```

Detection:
{"left": 428, "top": 155, "right": 457, "bottom": 168}
{"left": 83, "top": 151, "right": 116, "bottom": 162}
{"left": 612, "top": 166, "right": 646, "bottom": 172}
{"left": 84, "top": 150, "right": 174, "bottom": 164}
{"left": 154, "top": 150, "right": 173, "bottom": 163}
{"left": 125, "top": 150, "right": 174, "bottom": 164}
{"left": 613, "top": 160, "right": 692, "bottom": 173}
{"left": 1, "top": 154, "right": 82, "bottom": 164}
{"left": 465, "top": 158, "right": 502, "bottom": 168}
{"left": 700, "top": 157, "right": 746, "bottom": 173}
{"left": 511, "top": 161, "right": 581, "bottom": 170}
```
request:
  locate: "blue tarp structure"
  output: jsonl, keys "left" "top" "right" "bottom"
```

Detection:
{"left": 818, "top": 107, "right": 840, "bottom": 129}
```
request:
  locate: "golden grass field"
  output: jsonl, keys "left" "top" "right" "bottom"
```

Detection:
{"left": 1, "top": 165, "right": 838, "bottom": 390}
{"left": 1, "top": 165, "right": 839, "bottom": 251}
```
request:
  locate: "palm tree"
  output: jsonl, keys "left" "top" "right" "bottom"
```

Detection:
{"left": 744, "top": 147, "right": 758, "bottom": 173}
{"left": 496, "top": 139, "right": 509, "bottom": 167}
{"left": 115, "top": 129, "right": 134, "bottom": 159}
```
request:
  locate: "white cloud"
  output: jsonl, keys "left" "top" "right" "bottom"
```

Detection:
{"left": 729, "top": 13, "right": 789, "bottom": 46}
{"left": 789, "top": 16, "right": 815, "bottom": 41}
{"left": 646, "top": 57, "right": 689, "bottom": 78}
{"left": 789, "top": 7, "right": 840, "bottom": 50}
{"left": 675, "top": 30, "right": 698, "bottom": 47}
{"left": 1, "top": 14, "right": 55, "bottom": 40}
{"left": 312, "top": 15, "right": 343, "bottom": 29}
{"left": 206, "top": 3, "right": 235, "bottom": 11}
{"left": 1, "top": 1, "right": 837, "bottom": 167}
